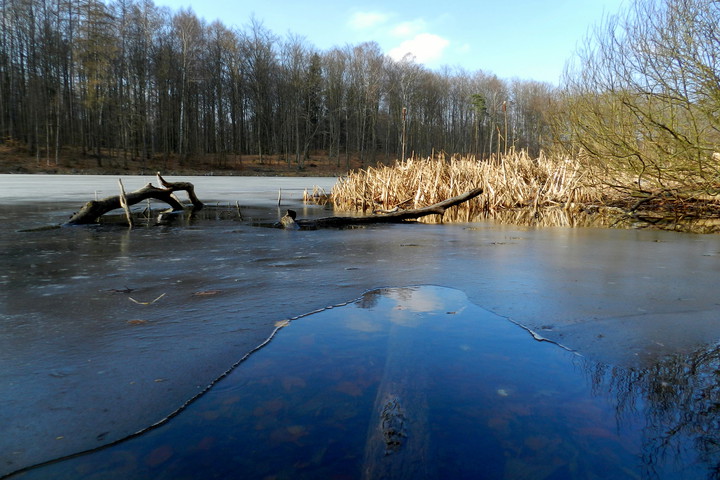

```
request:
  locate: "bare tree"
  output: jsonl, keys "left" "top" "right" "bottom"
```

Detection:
{"left": 240, "top": 17, "right": 278, "bottom": 163}
{"left": 76, "top": 0, "right": 118, "bottom": 165}
{"left": 0, "top": 0, "right": 559, "bottom": 172}
{"left": 560, "top": 0, "right": 720, "bottom": 197}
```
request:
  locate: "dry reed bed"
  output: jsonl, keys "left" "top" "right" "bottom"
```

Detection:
{"left": 331, "top": 150, "right": 604, "bottom": 223}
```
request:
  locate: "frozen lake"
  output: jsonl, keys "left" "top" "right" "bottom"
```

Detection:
{"left": 2, "top": 174, "right": 720, "bottom": 479}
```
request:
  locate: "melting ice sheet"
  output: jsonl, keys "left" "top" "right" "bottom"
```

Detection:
{"left": 11, "top": 286, "right": 720, "bottom": 480}
{"left": 3, "top": 175, "right": 720, "bottom": 479}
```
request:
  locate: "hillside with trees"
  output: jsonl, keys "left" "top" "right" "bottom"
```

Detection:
{"left": 0, "top": 0, "right": 553, "bottom": 173}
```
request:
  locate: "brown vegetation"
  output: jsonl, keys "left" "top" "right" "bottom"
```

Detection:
{"left": 0, "top": 144, "right": 360, "bottom": 177}
{"left": 331, "top": 150, "right": 605, "bottom": 223}
{"left": 330, "top": 150, "right": 720, "bottom": 232}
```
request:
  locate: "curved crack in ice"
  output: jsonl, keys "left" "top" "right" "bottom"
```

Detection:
{"left": 504, "top": 317, "right": 581, "bottom": 355}
{"left": 4, "top": 286, "right": 580, "bottom": 479}
{"left": 1, "top": 296, "right": 365, "bottom": 480}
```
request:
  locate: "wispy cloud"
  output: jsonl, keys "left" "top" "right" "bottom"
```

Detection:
{"left": 390, "top": 19, "right": 426, "bottom": 37}
{"left": 348, "top": 11, "right": 389, "bottom": 30}
{"left": 347, "top": 10, "right": 451, "bottom": 66}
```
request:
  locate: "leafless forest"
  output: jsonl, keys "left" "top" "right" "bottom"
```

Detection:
{"left": 1, "top": 0, "right": 719, "bottom": 206}
{"left": 0, "top": 0, "right": 553, "bottom": 170}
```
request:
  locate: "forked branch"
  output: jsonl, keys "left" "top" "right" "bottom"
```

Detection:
{"left": 66, "top": 173, "right": 204, "bottom": 225}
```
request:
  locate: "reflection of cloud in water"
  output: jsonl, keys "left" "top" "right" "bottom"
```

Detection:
{"left": 387, "top": 287, "right": 444, "bottom": 327}
{"left": 388, "top": 307, "right": 419, "bottom": 327}
{"left": 344, "top": 310, "right": 383, "bottom": 333}
{"left": 389, "top": 286, "right": 465, "bottom": 311}
{"left": 388, "top": 287, "right": 443, "bottom": 312}
{"left": 353, "top": 286, "right": 471, "bottom": 327}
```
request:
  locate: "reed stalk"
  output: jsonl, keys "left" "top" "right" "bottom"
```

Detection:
{"left": 331, "top": 149, "right": 606, "bottom": 223}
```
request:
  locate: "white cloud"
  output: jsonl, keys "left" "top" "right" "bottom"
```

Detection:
{"left": 390, "top": 19, "right": 426, "bottom": 37}
{"left": 348, "top": 11, "right": 389, "bottom": 30}
{"left": 388, "top": 33, "right": 450, "bottom": 64}
{"left": 346, "top": 11, "right": 451, "bottom": 66}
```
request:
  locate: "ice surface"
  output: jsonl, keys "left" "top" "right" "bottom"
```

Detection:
{"left": 11, "top": 286, "right": 720, "bottom": 479}
{"left": 1, "top": 175, "right": 720, "bottom": 477}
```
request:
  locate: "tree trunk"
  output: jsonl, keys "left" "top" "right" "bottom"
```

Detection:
{"left": 285, "top": 187, "right": 484, "bottom": 229}
{"left": 66, "top": 173, "right": 203, "bottom": 225}
{"left": 362, "top": 322, "right": 430, "bottom": 479}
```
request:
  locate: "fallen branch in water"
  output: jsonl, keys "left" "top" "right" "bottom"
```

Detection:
{"left": 66, "top": 173, "right": 203, "bottom": 225}
{"left": 281, "top": 187, "right": 484, "bottom": 229}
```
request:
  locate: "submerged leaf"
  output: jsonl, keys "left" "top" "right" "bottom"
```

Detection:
{"left": 193, "top": 290, "right": 222, "bottom": 296}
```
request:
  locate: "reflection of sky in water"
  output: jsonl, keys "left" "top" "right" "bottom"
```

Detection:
{"left": 14, "top": 286, "right": 718, "bottom": 480}
{"left": 385, "top": 287, "right": 452, "bottom": 326}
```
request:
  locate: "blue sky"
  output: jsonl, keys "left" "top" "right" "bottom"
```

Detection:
{"left": 155, "top": 0, "right": 627, "bottom": 85}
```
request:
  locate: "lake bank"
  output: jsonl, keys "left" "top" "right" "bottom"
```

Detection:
{"left": 0, "top": 147, "right": 355, "bottom": 178}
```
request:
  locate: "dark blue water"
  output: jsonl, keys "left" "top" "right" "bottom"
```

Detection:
{"left": 12, "top": 286, "right": 717, "bottom": 480}
{"left": 3, "top": 176, "right": 720, "bottom": 480}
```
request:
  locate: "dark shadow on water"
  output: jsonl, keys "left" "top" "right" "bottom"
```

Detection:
{"left": 9, "top": 286, "right": 720, "bottom": 480}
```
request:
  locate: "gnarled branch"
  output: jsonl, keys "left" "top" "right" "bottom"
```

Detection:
{"left": 66, "top": 173, "right": 204, "bottom": 225}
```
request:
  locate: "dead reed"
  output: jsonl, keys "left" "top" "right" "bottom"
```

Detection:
{"left": 303, "top": 185, "right": 331, "bottom": 204}
{"left": 331, "top": 150, "right": 605, "bottom": 223}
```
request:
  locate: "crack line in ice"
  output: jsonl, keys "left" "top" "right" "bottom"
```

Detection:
{"left": 1, "top": 295, "right": 365, "bottom": 480}
{"left": 3, "top": 286, "right": 581, "bottom": 479}
{"left": 504, "top": 316, "right": 581, "bottom": 355}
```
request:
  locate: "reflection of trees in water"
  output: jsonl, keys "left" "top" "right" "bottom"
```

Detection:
{"left": 385, "top": 287, "right": 418, "bottom": 304}
{"left": 460, "top": 207, "right": 619, "bottom": 228}
{"left": 586, "top": 343, "right": 720, "bottom": 479}
{"left": 465, "top": 207, "right": 720, "bottom": 233}
{"left": 357, "top": 289, "right": 383, "bottom": 309}
{"left": 357, "top": 287, "right": 419, "bottom": 310}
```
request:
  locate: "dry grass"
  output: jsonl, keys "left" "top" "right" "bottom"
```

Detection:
{"left": 330, "top": 150, "right": 605, "bottom": 223}
{"left": 303, "top": 185, "right": 332, "bottom": 204}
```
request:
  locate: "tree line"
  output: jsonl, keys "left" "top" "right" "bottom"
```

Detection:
{"left": 0, "top": 0, "right": 555, "bottom": 169}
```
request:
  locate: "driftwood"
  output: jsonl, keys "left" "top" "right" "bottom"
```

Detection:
{"left": 284, "top": 187, "right": 484, "bottom": 229}
{"left": 362, "top": 322, "right": 430, "bottom": 479}
{"left": 66, "top": 173, "right": 203, "bottom": 225}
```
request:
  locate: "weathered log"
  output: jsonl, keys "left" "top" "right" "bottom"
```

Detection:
{"left": 290, "top": 187, "right": 483, "bottom": 229}
{"left": 362, "top": 322, "right": 430, "bottom": 479}
{"left": 66, "top": 173, "right": 204, "bottom": 225}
